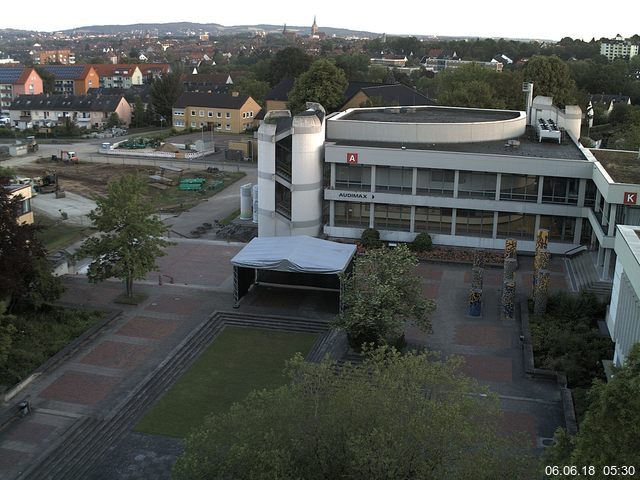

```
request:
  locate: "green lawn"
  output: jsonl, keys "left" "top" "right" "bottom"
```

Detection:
{"left": 134, "top": 326, "right": 318, "bottom": 438}
{"left": 35, "top": 217, "right": 93, "bottom": 253}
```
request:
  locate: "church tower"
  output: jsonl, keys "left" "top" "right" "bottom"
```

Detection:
{"left": 311, "top": 16, "right": 319, "bottom": 36}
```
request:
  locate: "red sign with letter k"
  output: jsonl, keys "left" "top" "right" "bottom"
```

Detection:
{"left": 624, "top": 192, "right": 637, "bottom": 205}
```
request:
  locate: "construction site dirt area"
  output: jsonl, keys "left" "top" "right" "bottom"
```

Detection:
{"left": 17, "top": 160, "right": 149, "bottom": 198}
{"left": 16, "top": 159, "right": 244, "bottom": 212}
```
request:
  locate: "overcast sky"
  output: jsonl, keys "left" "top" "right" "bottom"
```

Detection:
{"left": 4, "top": 0, "right": 638, "bottom": 41}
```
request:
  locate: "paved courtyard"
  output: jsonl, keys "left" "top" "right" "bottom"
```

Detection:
{"left": 0, "top": 243, "right": 571, "bottom": 478}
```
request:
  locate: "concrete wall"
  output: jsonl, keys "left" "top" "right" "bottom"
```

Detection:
{"left": 327, "top": 107, "right": 526, "bottom": 144}
{"left": 608, "top": 225, "right": 640, "bottom": 364}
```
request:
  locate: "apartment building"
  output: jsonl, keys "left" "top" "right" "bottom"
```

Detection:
{"left": 93, "top": 64, "right": 143, "bottom": 89}
{"left": 0, "top": 67, "right": 43, "bottom": 114}
{"left": 39, "top": 65, "right": 99, "bottom": 95}
{"left": 172, "top": 92, "right": 260, "bottom": 133}
{"left": 33, "top": 49, "right": 75, "bottom": 65}
{"left": 9, "top": 94, "right": 131, "bottom": 129}
{"left": 600, "top": 35, "right": 639, "bottom": 61}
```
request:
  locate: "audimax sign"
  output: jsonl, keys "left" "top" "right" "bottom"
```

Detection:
{"left": 337, "top": 192, "right": 373, "bottom": 200}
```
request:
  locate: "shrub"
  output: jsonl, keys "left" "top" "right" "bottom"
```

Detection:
{"left": 410, "top": 232, "right": 433, "bottom": 252}
{"left": 360, "top": 228, "right": 382, "bottom": 249}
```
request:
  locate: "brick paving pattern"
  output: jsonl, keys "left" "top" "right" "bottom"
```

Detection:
{"left": 40, "top": 372, "right": 122, "bottom": 405}
{"left": 79, "top": 341, "right": 154, "bottom": 369}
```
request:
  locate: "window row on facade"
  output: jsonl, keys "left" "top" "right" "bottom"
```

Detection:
{"left": 333, "top": 165, "right": 593, "bottom": 206}
{"left": 332, "top": 201, "right": 578, "bottom": 242}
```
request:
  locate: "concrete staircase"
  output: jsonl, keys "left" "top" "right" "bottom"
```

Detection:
{"left": 566, "top": 252, "right": 612, "bottom": 299}
{"left": 19, "top": 311, "right": 329, "bottom": 480}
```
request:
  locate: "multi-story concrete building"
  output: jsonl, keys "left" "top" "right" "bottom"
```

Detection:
{"left": 0, "top": 67, "right": 43, "bottom": 115}
{"left": 39, "top": 65, "right": 99, "bottom": 95}
{"left": 172, "top": 92, "right": 260, "bottom": 133}
{"left": 608, "top": 225, "right": 640, "bottom": 365}
{"left": 258, "top": 96, "right": 640, "bottom": 284}
{"left": 257, "top": 105, "right": 326, "bottom": 237}
{"left": 92, "top": 64, "right": 143, "bottom": 89}
{"left": 4, "top": 183, "right": 33, "bottom": 225}
{"left": 33, "top": 49, "right": 75, "bottom": 65}
{"left": 9, "top": 94, "right": 131, "bottom": 129}
{"left": 600, "top": 35, "right": 639, "bottom": 61}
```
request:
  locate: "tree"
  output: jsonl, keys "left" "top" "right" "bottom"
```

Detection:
{"left": 235, "top": 77, "right": 270, "bottom": 107}
{"left": 411, "top": 232, "right": 433, "bottom": 252}
{"left": 333, "top": 245, "right": 435, "bottom": 348}
{"left": 34, "top": 66, "right": 55, "bottom": 94}
{"left": 150, "top": 65, "right": 184, "bottom": 126}
{"left": 360, "top": 227, "right": 382, "bottom": 249}
{"left": 269, "top": 47, "right": 312, "bottom": 85}
{"left": 106, "top": 112, "right": 122, "bottom": 129}
{"left": 75, "top": 175, "right": 171, "bottom": 298}
{"left": 335, "top": 53, "right": 370, "bottom": 81}
{"left": 434, "top": 64, "right": 523, "bottom": 109}
{"left": 0, "top": 176, "right": 63, "bottom": 312}
{"left": 287, "top": 59, "right": 348, "bottom": 114}
{"left": 524, "top": 55, "right": 577, "bottom": 105}
{"left": 132, "top": 97, "right": 146, "bottom": 128}
{"left": 545, "top": 343, "right": 640, "bottom": 477}
{"left": 173, "top": 346, "right": 533, "bottom": 480}
{"left": 0, "top": 303, "right": 16, "bottom": 371}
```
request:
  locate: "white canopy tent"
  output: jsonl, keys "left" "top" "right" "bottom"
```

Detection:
{"left": 230, "top": 236, "right": 357, "bottom": 307}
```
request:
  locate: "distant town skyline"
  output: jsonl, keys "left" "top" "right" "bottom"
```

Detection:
{"left": 3, "top": 0, "right": 639, "bottom": 41}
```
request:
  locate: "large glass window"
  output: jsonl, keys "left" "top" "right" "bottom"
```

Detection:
{"left": 455, "top": 209, "right": 494, "bottom": 236}
{"left": 539, "top": 215, "right": 576, "bottom": 243}
{"left": 375, "top": 167, "right": 413, "bottom": 193}
{"left": 457, "top": 171, "right": 497, "bottom": 199}
{"left": 334, "top": 202, "right": 370, "bottom": 227}
{"left": 542, "top": 176, "right": 579, "bottom": 205}
{"left": 500, "top": 174, "right": 539, "bottom": 202}
{"left": 275, "top": 182, "right": 291, "bottom": 220}
{"left": 496, "top": 212, "right": 536, "bottom": 239}
{"left": 416, "top": 169, "right": 454, "bottom": 197}
{"left": 335, "top": 165, "right": 372, "bottom": 191}
{"left": 275, "top": 136, "right": 292, "bottom": 182}
{"left": 373, "top": 204, "right": 411, "bottom": 231}
{"left": 414, "top": 206, "right": 453, "bottom": 234}
{"left": 20, "top": 198, "right": 31, "bottom": 215}
{"left": 584, "top": 180, "right": 597, "bottom": 207}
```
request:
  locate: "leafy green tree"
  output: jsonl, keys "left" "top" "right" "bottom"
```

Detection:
{"left": 0, "top": 176, "right": 63, "bottom": 312}
{"left": 132, "top": 97, "right": 146, "bottom": 128}
{"left": 75, "top": 175, "right": 171, "bottom": 298}
{"left": 269, "top": 47, "right": 311, "bottom": 85}
{"left": 434, "top": 64, "right": 523, "bottom": 109}
{"left": 545, "top": 343, "right": 640, "bottom": 478}
{"left": 150, "top": 65, "right": 185, "bottom": 126}
{"left": 333, "top": 245, "right": 435, "bottom": 348}
{"left": 287, "top": 59, "right": 348, "bottom": 114}
{"left": 411, "top": 232, "right": 433, "bottom": 252}
{"left": 106, "top": 112, "right": 122, "bottom": 128}
{"left": 236, "top": 77, "right": 270, "bottom": 107}
{"left": 0, "top": 303, "right": 16, "bottom": 371}
{"left": 524, "top": 55, "right": 577, "bottom": 105}
{"left": 34, "top": 66, "right": 55, "bottom": 94}
{"left": 173, "top": 346, "right": 533, "bottom": 480}
{"left": 335, "top": 53, "right": 371, "bottom": 81}
{"left": 360, "top": 227, "right": 382, "bottom": 248}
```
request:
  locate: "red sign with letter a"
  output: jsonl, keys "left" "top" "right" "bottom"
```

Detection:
{"left": 346, "top": 152, "right": 358, "bottom": 164}
{"left": 624, "top": 192, "right": 637, "bottom": 205}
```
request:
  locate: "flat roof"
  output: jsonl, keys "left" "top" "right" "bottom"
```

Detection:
{"left": 589, "top": 149, "right": 640, "bottom": 184}
{"left": 340, "top": 106, "right": 520, "bottom": 124}
{"left": 331, "top": 126, "right": 587, "bottom": 161}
